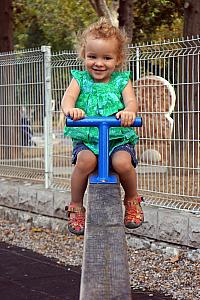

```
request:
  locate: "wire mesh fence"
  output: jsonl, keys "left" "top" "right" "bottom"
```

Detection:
{"left": 128, "top": 38, "right": 200, "bottom": 211}
{"left": 50, "top": 51, "right": 83, "bottom": 189}
{"left": 0, "top": 37, "right": 199, "bottom": 212}
{"left": 0, "top": 48, "right": 45, "bottom": 181}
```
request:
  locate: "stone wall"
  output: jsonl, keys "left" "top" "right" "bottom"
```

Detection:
{"left": 0, "top": 178, "right": 199, "bottom": 248}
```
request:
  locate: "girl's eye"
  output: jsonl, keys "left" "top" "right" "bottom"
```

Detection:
{"left": 87, "top": 55, "right": 96, "bottom": 59}
{"left": 104, "top": 57, "right": 112, "bottom": 60}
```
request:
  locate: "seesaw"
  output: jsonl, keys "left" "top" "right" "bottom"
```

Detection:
{"left": 66, "top": 116, "right": 142, "bottom": 300}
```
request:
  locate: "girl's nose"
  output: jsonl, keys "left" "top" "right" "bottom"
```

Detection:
{"left": 95, "top": 59, "right": 104, "bottom": 67}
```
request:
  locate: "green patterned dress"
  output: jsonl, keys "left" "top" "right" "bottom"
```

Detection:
{"left": 64, "top": 70, "right": 139, "bottom": 155}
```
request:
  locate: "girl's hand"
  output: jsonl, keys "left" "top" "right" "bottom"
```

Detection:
{"left": 116, "top": 110, "right": 136, "bottom": 127}
{"left": 67, "top": 108, "right": 85, "bottom": 120}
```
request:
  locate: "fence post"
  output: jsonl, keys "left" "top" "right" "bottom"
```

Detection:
{"left": 41, "top": 46, "right": 53, "bottom": 189}
{"left": 136, "top": 47, "right": 140, "bottom": 80}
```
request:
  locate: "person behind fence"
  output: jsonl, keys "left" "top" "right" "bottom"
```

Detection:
{"left": 61, "top": 17, "right": 144, "bottom": 235}
{"left": 20, "top": 106, "right": 34, "bottom": 147}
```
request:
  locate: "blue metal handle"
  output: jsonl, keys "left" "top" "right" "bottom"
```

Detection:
{"left": 66, "top": 116, "right": 142, "bottom": 184}
{"left": 66, "top": 116, "right": 142, "bottom": 127}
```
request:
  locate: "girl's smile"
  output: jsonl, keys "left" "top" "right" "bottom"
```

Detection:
{"left": 85, "top": 37, "right": 120, "bottom": 83}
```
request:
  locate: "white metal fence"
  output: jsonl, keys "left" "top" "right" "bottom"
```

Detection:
{"left": 0, "top": 38, "right": 199, "bottom": 212}
{"left": 0, "top": 48, "right": 46, "bottom": 181}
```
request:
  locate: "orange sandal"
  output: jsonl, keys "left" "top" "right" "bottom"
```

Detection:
{"left": 124, "top": 195, "right": 144, "bottom": 229}
{"left": 65, "top": 204, "right": 85, "bottom": 235}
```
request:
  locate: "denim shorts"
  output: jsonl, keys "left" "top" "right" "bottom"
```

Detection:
{"left": 72, "top": 142, "right": 138, "bottom": 168}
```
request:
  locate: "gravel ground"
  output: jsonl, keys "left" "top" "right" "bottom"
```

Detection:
{"left": 0, "top": 219, "right": 199, "bottom": 300}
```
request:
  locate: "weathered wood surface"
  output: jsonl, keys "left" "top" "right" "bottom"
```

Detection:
{"left": 79, "top": 176, "right": 132, "bottom": 300}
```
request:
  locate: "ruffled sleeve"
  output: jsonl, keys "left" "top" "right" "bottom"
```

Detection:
{"left": 71, "top": 70, "right": 83, "bottom": 87}
{"left": 112, "top": 71, "right": 132, "bottom": 93}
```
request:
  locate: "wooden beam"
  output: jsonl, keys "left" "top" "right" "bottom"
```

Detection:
{"left": 80, "top": 175, "right": 132, "bottom": 300}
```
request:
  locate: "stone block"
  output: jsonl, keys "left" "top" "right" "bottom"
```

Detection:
{"left": 32, "top": 215, "right": 52, "bottom": 229}
{"left": 36, "top": 190, "right": 54, "bottom": 216}
{"left": 0, "top": 206, "right": 5, "bottom": 219}
{"left": 51, "top": 218, "right": 68, "bottom": 234}
{"left": 188, "top": 214, "right": 200, "bottom": 248}
{"left": 150, "top": 241, "right": 169, "bottom": 253}
{"left": 164, "top": 246, "right": 181, "bottom": 258}
{"left": 0, "top": 182, "right": 19, "bottom": 208}
{"left": 53, "top": 190, "right": 69, "bottom": 219}
{"left": 157, "top": 209, "right": 188, "bottom": 245}
{"left": 18, "top": 186, "right": 37, "bottom": 212}
{"left": 127, "top": 236, "right": 151, "bottom": 250}
{"left": 17, "top": 210, "right": 33, "bottom": 225}
{"left": 3, "top": 207, "right": 18, "bottom": 222}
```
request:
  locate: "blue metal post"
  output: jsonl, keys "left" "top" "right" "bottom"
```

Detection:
{"left": 66, "top": 116, "right": 142, "bottom": 184}
{"left": 91, "top": 121, "right": 117, "bottom": 183}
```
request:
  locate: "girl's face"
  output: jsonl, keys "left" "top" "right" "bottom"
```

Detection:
{"left": 84, "top": 37, "right": 120, "bottom": 83}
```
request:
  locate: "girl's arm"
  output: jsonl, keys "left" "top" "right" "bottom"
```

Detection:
{"left": 116, "top": 80, "right": 137, "bottom": 127}
{"left": 61, "top": 78, "right": 85, "bottom": 120}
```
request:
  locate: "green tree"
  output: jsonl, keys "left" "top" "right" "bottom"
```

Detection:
{"left": 131, "top": 0, "right": 184, "bottom": 43}
{"left": 88, "top": 0, "right": 185, "bottom": 43}
{"left": 13, "top": 0, "right": 186, "bottom": 50}
{"left": 13, "top": 0, "right": 97, "bottom": 51}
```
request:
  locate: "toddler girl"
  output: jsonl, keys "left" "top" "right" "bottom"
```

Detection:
{"left": 61, "top": 18, "right": 144, "bottom": 235}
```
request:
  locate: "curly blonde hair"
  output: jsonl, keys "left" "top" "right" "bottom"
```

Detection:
{"left": 77, "top": 18, "right": 128, "bottom": 69}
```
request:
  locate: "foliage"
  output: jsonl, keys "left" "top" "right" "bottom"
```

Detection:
{"left": 132, "top": 0, "right": 185, "bottom": 43}
{"left": 13, "top": 0, "right": 185, "bottom": 50}
{"left": 13, "top": 0, "right": 97, "bottom": 51}
{"left": 151, "top": 15, "right": 183, "bottom": 42}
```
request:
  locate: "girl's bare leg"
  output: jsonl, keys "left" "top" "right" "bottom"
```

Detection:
{"left": 111, "top": 151, "right": 137, "bottom": 200}
{"left": 70, "top": 150, "right": 97, "bottom": 207}
{"left": 111, "top": 151, "right": 144, "bottom": 228}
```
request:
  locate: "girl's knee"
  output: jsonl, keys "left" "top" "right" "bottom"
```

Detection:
{"left": 112, "top": 153, "right": 132, "bottom": 174}
{"left": 76, "top": 150, "right": 97, "bottom": 173}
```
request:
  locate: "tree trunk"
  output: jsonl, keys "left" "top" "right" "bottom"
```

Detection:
{"left": 0, "top": 0, "right": 13, "bottom": 52}
{"left": 89, "top": 0, "right": 119, "bottom": 26}
{"left": 183, "top": 0, "right": 199, "bottom": 169}
{"left": 118, "top": 0, "right": 134, "bottom": 41}
{"left": 184, "top": 0, "right": 200, "bottom": 37}
{"left": 0, "top": 0, "right": 19, "bottom": 160}
{"left": 88, "top": 0, "right": 135, "bottom": 38}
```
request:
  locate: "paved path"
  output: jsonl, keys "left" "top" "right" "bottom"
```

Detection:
{"left": 0, "top": 242, "right": 172, "bottom": 300}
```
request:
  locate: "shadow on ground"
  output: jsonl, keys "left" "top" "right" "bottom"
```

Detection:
{"left": 0, "top": 242, "right": 172, "bottom": 300}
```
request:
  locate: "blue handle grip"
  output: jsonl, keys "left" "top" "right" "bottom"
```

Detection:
{"left": 66, "top": 116, "right": 142, "bottom": 184}
{"left": 66, "top": 116, "right": 142, "bottom": 127}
